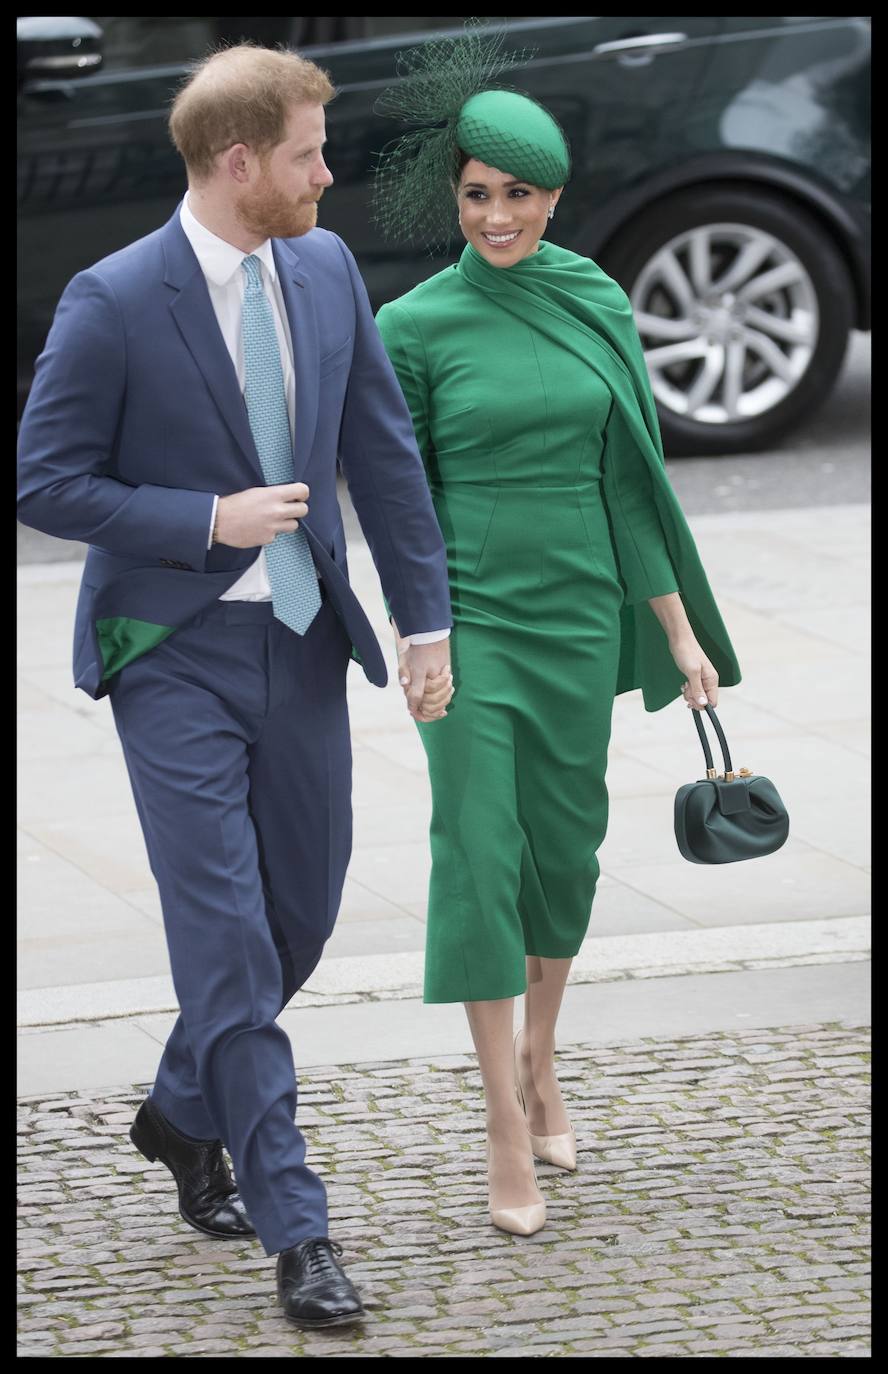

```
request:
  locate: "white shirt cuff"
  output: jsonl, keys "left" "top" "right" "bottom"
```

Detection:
{"left": 400, "top": 628, "right": 451, "bottom": 647}
{"left": 207, "top": 495, "right": 219, "bottom": 551}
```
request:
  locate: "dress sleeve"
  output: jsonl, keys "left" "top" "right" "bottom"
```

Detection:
{"left": 601, "top": 397, "right": 679, "bottom": 606}
{"left": 375, "top": 302, "right": 432, "bottom": 466}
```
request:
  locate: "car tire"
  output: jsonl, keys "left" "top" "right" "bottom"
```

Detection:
{"left": 599, "top": 185, "right": 855, "bottom": 456}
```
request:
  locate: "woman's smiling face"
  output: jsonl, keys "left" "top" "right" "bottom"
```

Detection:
{"left": 456, "top": 157, "right": 562, "bottom": 267}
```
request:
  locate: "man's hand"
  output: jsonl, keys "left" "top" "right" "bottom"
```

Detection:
{"left": 214, "top": 483, "right": 309, "bottom": 548}
{"left": 398, "top": 641, "right": 453, "bottom": 723}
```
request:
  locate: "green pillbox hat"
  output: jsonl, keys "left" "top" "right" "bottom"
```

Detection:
{"left": 456, "top": 90, "right": 570, "bottom": 189}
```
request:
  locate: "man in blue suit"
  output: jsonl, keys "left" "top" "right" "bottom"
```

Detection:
{"left": 17, "top": 44, "right": 453, "bottom": 1329}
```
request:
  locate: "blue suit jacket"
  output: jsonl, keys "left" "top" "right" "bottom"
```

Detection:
{"left": 17, "top": 211, "right": 452, "bottom": 698}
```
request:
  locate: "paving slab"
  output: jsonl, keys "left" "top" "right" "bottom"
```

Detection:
{"left": 17, "top": 1020, "right": 165, "bottom": 1097}
{"left": 615, "top": 849, "right": 870, "bottom": 927}
{"left": 16, "top": 958, "right": 871, "bottom": 1095}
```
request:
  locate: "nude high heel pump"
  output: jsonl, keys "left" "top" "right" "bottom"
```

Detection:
{"left": 514, "top": 1029, "right": 577, "bottom": 1172}
{"left": 486, "top": 1138, "right": 546, "bottom": 1236}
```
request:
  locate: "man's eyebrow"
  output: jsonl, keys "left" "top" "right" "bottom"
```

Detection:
{"left": 296, "top": 138, "right": 328, "bottom": 155}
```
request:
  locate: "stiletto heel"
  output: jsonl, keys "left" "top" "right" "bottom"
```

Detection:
{"left": 486, "top": 1138, "right": 546, "bottom": 1236}
{"left": 514, "top": 1030, "right": 577, "bottom": 1172}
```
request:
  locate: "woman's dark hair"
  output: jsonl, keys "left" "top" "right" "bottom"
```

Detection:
{"left": 452, "top": 146, "right": 472, "bottom": 187}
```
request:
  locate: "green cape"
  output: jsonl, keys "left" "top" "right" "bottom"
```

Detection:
{"left": 457, "top": 241, "right": 741, "bottom": 711}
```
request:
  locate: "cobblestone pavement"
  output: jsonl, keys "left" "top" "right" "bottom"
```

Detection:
{"left": 18, "top": 1022, "right": 870, "bottom": 1358}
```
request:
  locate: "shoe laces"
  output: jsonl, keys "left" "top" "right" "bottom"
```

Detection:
{"left": 299, "top": 1237, "right": 344, "bottom": 1280}
{"left": 206, "top": 1142, "right": 236, "bottom": 1192}
{"left": 188, "top": 1142, "right": 237, "bottom": 1208}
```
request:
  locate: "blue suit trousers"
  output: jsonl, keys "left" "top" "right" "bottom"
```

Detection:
{"left": 108, "top": 597, "right": 353, "bottom": 1255}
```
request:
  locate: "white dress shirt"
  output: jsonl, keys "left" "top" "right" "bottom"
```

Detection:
{"left": 178, "top": 197, "right": 448, "bottom": 645}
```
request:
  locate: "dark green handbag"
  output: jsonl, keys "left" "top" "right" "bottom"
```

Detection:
{"left": 674, "top": 705, "right": 789, "bottom": 864}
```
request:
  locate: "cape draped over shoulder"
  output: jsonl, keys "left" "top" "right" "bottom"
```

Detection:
{"left": 456, "top": 241, "right": 741, "bottom": 711}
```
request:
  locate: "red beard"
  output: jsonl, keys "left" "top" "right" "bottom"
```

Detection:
{"left": 235, "top": 180, "right": 320, "bottom": 240}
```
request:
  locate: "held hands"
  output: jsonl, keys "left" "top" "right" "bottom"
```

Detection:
{"left": 393, "top": 625, "right": 454, "bottom": 723}
{"left": 670, "top": 635, "right": 719, "bottom": 711}
{"left": 214, "top": 483, "right": 309, "bottom": 548}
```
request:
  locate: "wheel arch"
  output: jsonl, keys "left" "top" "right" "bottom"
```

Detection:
{"left": 584, "top": 156, "right": 870, "bottom": 331}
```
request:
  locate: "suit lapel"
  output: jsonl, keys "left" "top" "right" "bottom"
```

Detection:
{"left": 168, "top": 278, "right": 265, "bottom": 481}
{"left": 274, "top": 240, "right": 319, "bottom": 482}
{"left": 160, "top": 216, "right": 320, "bottom": 484}
{"left": 162, "top": 217, "right": 264, "bottom": 481}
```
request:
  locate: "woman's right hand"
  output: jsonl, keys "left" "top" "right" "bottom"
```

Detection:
{"left": 397, "top": 646, "right": 453, "bottom": 721}
{"left": 392, "top": 620, "right": 452, "bottom": 721}
{"left": 409, "top": 666, "right": 453, "bottom": 721}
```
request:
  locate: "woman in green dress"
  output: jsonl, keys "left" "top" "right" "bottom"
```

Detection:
{"left": 373, "top": 37, "right": 740, "bottom": 1237}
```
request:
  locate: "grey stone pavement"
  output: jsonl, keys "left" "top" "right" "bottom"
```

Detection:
{"left": 18, "top": 489, "right": 870, "bottom": 1354}
{"left": 19, "top": 1025, "right": 870, "bottom": 1358}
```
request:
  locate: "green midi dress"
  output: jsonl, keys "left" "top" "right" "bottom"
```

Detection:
{"left": 376, "top": 241, "right": 740, "bottom": 1004}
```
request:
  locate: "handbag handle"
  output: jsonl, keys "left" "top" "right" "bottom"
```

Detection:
{"left": 691, "top": 704, "right": 735, "bottom": 780}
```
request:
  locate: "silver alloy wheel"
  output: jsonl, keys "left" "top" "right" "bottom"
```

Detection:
{"left": 630, "top": 223, "right": 819, "bottom": 425}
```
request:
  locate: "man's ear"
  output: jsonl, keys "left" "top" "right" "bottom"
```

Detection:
{"left": 224, "top": 143, "right": 252, "bottom": 184}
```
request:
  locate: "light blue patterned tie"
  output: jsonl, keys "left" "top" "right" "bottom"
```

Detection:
{"left": 241, "top": 253, "right": 321, "bottom": 635}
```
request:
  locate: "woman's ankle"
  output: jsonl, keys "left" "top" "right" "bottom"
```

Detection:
{"left": 485, "top": 1101, "right": 530, "bottom": 1141}
{"left": 519, "top": 1025, "right": 555, "bottom": 1057}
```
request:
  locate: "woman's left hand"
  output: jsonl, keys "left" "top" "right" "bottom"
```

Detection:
{"left": 670, "top": 636, "right": 719, "bottom": 710}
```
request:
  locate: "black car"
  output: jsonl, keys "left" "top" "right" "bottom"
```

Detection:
{"left": 17, "top": 15, "right": 870, "bottom": 455}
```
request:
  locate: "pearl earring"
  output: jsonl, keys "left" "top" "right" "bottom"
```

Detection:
{"left": 547, "top": 205, "right": 555, "bottom": 220}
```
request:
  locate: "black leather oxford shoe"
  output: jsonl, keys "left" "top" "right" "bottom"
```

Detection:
{"left": 129, "top": 1097, "right": 255, "bottom": 1239}
{"left": 277, "top": 1237, "right": 365, "bottom": 1329}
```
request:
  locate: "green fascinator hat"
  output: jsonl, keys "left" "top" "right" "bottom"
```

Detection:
{"left": 372, "top": 22, "right": 571, "bottom": 251}
{"left": 456, "top": 90, "right": 570, "bottom": 192}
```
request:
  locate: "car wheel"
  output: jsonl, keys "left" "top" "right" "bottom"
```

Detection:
{"left": 599, "top": 186, "right": 854, "bottom": 456}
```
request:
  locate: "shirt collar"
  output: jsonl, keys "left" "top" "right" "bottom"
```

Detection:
{"left": 180, "top": 194, "right": 277, "bottom": 287}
